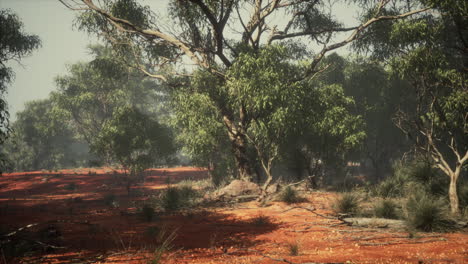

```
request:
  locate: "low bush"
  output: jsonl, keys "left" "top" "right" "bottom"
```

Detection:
{"left": 64, "top": 182, "right": 77, "bottom": 191}
{"left": 405, "top": 193, "right": 454, "bottom": 232}
{"left": 333, "top": 192, "right": 360, "bottom": 215}
{"left": 103, "top": 193, "right": 117, "bottom": 207}
{"left": 374, "top": 199, "right": 399, "bottom": 219}
{"left": 251, "top": 214, "right": 271, "bottom": 227}
{"left": 373, "top": 158, "right": 446, "bottom": 198}
{"left": 146, "top": 226, "right": 160, "bottom": 237}
{"left": 161, "top": 186, "right": 199, "bottom": 211}
{"left": 280, "top": 186, "right": 303, "bottom": 204}
{"left": 141, "top": 205, "right": 156, "bottom": 222}
{"left": 287, "top": 242, "right": 300, "bottom": 256}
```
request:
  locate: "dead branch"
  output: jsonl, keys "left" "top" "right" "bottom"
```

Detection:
{"left": 286, "top": 206, "right": 338, "bottom": 220}
{"left": 360, "top": 238, "right": 446, "bottom": 246}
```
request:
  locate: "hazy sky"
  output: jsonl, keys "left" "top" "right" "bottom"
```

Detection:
{"left": 1, "top": 0, "right": 358, "bottom": 120}
{"left": 1, "top": 0, "right": 94, "bottom": 120}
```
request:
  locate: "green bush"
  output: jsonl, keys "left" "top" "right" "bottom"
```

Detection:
{"left": 333, "top": 192, "right": 360, "bottom": 215}
{"left": 141, "top": 205, "right": 156, "bottom": 222}
{"left": 287, "top": 242, "right": 300, "bottom": 256}
{"left": 103, "top": 193, "right": 117, "bottom": 207}
{"left": 64, "top": 182, "right": 77, "bottom": 191}
{"left": 161, "top": 186, "right": 199, "bottom": 211}
{"left": 374, "top": 159, "right": 447, "bottom": 198}
{"left": 405, "top": 193, "right": 454, "bottom": 232}
{"left": 374, "top": 199, "right": 399, "bottom": 219}
{"left": 251, "top": 215, "right": 271, "bottom": 227}
{"left": 280, "top": 186, "right": 302, "bottom": 204}
{"left": 146, "top": 226, "right": 160, "bottom": 237}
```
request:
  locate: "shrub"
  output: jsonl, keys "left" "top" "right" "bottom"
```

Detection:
{"left": 374, "top": 199, "right": 399, "bottom": 219}
{"left": 374, "top": 159, "right": 446, "bottom": 198}
{"left": 280, "top": 186, "right": 302, "bottom": 204}
{"left": 146, "top": 226, "right": 160, "bottom": 237}
{"left": 64, "top": 182, "right": 77, "bottom": 191}
{"left": 141, "top": 205, "right": 155, "bottom": 222}
{"left": 333, "top": 192, "right": 360, "bottom": 215}
{"left": 405, "top": 193, "right": 454, "bottom": 232}
{"left": 103, "top": 193, "right": 117, "bottom": 207}
{"left": 251, "top": 214, "right": 271, "bottom": 227}
{"left": 287, "top": 242, "right": 300, "bottom": 256}
{"left": 161, "top": 186, "right": 199, "bottom": 211}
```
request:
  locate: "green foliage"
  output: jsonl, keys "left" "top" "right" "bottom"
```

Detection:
{"left": 374, "top": 199, "right": 399, "bottom": 219}
{"left": 0, "top": 9, "right": 40, "bottom": 174}
{"left": 95, "top": 105, "right": 175, "bottom": 178}
{"left": 353, "top": 1, "right": 467, "bottom": 213}
{"left": 250, "top": 214, "right": 271, "bottom": 227}
{"left": 3, "top": 99, "right": 89, "bottom": 171}
{"left": 103, "top": 193, "right": 117, "bottom": 207}
{"left": 287, "top": 242, "right": 300, "bottom": 256}
{"left": 333, "top": 193, "right": 360, "bottom": 215}
{"left": 64, "top": 182, "right": 77, "bottom": 191}
{"left": 374, "top": 158, "right": 447, "bottom": 198}
{"left": 405, "top": 193, "right": 454, "bottom": 232}
{"left": 141, "top": 204, "right": 156, "bottom": 222}
{"left": 54, "top": 45, "right": 166, "bottom": 152}
{"left": 280, "top": 186, "right": 303, "bottom": 204}
{"left": 161, "top": 186, "right": 199, "bottom": 212}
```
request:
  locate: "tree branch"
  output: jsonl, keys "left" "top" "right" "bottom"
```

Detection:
{"left": 303, "top": 6, "right": 430, "bottom": 79}
{"left": 76, "top": 0, "right": 209, "bottom": 70}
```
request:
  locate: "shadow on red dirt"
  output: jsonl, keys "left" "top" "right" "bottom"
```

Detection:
{"left": 1, "top": 167, "right": 467, "bottom": 264}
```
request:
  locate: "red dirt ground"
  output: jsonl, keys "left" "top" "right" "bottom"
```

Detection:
{"left": 0, "top": 167, "right": 467, "bottom": 264}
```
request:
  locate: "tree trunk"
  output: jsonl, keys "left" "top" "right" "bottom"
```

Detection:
{"left": 229, "top": 133, "right": 255, "bottom": 182}
{"left": 448, "top": 170, "right": 460, "bottom": 215}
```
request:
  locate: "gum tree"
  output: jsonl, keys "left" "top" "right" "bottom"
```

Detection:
{"left": 60, "top": 0, "right": 430, "bottom": 181}
{"left": 0, "top": 9, "right": 40, "bottom": 173}
{"left": 353, "top": 0, "right": 467, "bottom": 214}
{"left": 95, "top": 105, "right": 176, "bottom": 194}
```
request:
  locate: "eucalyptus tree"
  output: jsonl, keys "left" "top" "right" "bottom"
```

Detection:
{"left": 342, "top": 57, "right": 411, "bottom": 180}
{"left": 0, "top": 9, "right": 41, "bottom": 173}
{"left": 53, "top": 45, "right": 164, "bottom": 160}
{"left": 95, "top": 105, "right": 175, "bottom": 194}
{"left": 3, "top": 99, "right": 87, "bottom": 171}
{"left": 353, "top": 0, "right": 467, "bottom": 214}
{"left": 60, "top": 0, "right": 430, "bottom": 182}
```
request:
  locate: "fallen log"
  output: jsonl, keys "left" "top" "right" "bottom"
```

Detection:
{"left": 342, "top": 217, "right": 406, "bottom": 229}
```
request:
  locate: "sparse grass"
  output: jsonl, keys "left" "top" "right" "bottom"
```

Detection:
{"left": 405, "top": 193, "right": 454, "bottom": 232}
{"left": 374, "top": 199, "right": 399, "bottom": 219}
{"left": 251, "top": 214, "right": 271, "bottom": 227}
{"left": 333, "top": 192, "right": 360, "bottom": 215}
{"left": 280, "top": 186, "right": 303, "bottom": 204}
{"left": 147, "top": 226, "right": 177, "bottom": 264}
{"left": 287, "top": 242, "right": 300, "bottom": 256}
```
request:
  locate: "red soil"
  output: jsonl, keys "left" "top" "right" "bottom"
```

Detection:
{"left": 0, "top": 167, "right": 466, "bottom": 264}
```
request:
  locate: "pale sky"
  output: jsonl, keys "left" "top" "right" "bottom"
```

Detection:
{"left": 1, "top": 0, "right": 359, "bottom": 121}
